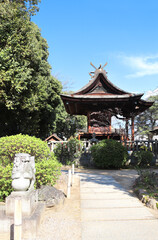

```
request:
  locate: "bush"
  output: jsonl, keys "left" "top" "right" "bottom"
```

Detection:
{"left": 54, "top": 137, "right": 83, "bottom": 165}
{"left": 0, "top": 134, "right": 50, "bottom": 166}
{"left": 133, "top": 150, "right": 153, "bottom": 167}
{"left": 0, "top": 134, "right": 61, "bottom": 201}
{"left": 90, "top": 139, "right": 128, "bottom": 169}
{"left": 0, "top": 164, "right": 12, "bottom": 201}
{"left": 35, "top": 152, "right": 61, "bottom": 189}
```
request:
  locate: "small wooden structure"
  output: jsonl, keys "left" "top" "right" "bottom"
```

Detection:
{"left": 61, "top": 63, "right": 153, "bottom": 141}
{"left": 45, "top": 134, "right": 63, "bottom": 151}
{"left": 45, "top": 133, "right": 63, "bottom": 143}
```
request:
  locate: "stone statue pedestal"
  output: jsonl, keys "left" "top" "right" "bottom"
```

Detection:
{"left": 0, "top": 153, "right": 46, "bottom": 239}
{"left": 0, "top": 190, "right": 45, "bottom": 239}
{"left": 5, "top": 189, "right": 37, "bottom": 217}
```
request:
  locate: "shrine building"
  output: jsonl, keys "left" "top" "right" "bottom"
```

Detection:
{"left": 61, "top": 63, "right": 153, "bottom": 141}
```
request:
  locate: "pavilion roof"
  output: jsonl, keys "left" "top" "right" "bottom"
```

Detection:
{"left": 61, "top": 64, "right": 153, "bottom": 118}
{"left": 73, "top": 68, "right": 129, "bottom": 95}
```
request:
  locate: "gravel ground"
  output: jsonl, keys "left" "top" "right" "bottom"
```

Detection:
{"left": 36, "top": 175, "right": 81, "bottom": 240}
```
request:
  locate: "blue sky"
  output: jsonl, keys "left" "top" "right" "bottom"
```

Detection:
{"left": 32, "top": 0, "right": 158, "bottom": 98}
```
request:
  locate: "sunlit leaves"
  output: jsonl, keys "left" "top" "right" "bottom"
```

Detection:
{"left": 0, "top": 2, "right": 62, "bottom": 138}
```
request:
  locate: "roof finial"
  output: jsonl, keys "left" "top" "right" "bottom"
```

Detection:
{"left": 90, "top": 62, "right": 97, "bottom": 70}
{"left": 102, "top": 62, "right": 108, "bottom": 69}
{"left": 89, "top": 62, "right": 108, "bottom": 79}
{"left": 90, "top": 62, "right": 108, "bottom": 70}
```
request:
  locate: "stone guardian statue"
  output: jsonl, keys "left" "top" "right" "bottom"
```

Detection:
{"left": 12, "top": 153, "right": 36, "bottom": 191}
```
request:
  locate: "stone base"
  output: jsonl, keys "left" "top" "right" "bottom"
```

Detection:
{"left": 5, "top": 189, "right": 38, "bottom": 217}
{"left": 0, "top": 203, "right": 45, "bottom": 240}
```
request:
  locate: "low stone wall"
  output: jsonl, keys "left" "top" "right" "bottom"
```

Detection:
{"left": 54, "top": 172, "right": 68, "bottom": 196}
{"left": 135, "top": 188, "right": 158, "bottom": 210}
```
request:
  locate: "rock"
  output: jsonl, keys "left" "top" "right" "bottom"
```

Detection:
{"left": 38, "top": 186, "right": 65, "bottom": 207}
{"left": 138, "top": 189, "right": 147, "bottom": 200}
{"left": 146, "top": 199, "right": 158, "bottom": 210}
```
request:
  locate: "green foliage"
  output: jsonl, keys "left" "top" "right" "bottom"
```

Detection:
{"left": 0, "top": 0, "right": 41, "bottom": 16}
{"left": 0, "top": 1, "right": 62, "bottom": 138}
{"left": 0, "top": 134, "right": 50, "bottom": 166}
{"left": 0, "top": 134, "right": 61, "bottom": 201}
{"left": 54, "top": 99, "right": 87, "bottom": 139}
{"left": 135, "top": 94, "right": 158, "bottom": 139}
{"left": 0, "top": 164, "right": 12, "bottom": 201}
{"left": 54, "top": 137, "right": 83, "bottom": 165}
{"left": 35, "top": 153, "right": 61, "bottom": 189}
{"left": 90, "top": 139, "right": 128, "bottom": 169}
{"left": 133, "top": 150, "right": 153, "bottom": 167}
{"left": 135, "top": 169, "right": 158, "bottom": 194}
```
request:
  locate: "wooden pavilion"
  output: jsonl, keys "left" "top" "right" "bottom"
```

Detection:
{"left": 61, "top": 63, "right": 153, "bottom": 141}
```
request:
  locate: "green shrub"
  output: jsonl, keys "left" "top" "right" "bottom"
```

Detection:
{"left": 0, "top": 164, "right": 12, "bottom": 201}
{"left": 90, "top": 139, "right": 128, "bottom": 169}
{"left": 0, "top": 134, "right": 50, "bottom": 166}
{"left": 54, "top": 137, "right": 83, "bottom": 165}
{"left": 0, "top": 134, "right": 61, "bottom": 201}
{"left": 133, "top": 150, "right": 153, "bottom": 167}
{"left": 35, "top": 152, "right": 61, "bottom": 189}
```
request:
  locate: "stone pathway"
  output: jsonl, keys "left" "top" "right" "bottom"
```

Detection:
{"left": 79, "top": 173, "right": 158, "bottom": 240}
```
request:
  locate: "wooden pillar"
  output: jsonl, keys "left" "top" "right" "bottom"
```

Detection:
{"left": 125, "top": 119, "right": 129, "bottom": 140}
{"left": 121, "top": 135, "right": 124, "bottom": 145}
{"left": 131, "top": 116, "right": 135, "bottom": 141}
{"left": 109, "top": 113, "right": 112, "bottom": 133}
{"left": 87, "top": 112, "right": 91, "bottom": 133}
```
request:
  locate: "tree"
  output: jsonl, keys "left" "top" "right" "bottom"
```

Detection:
{"left": 0, "top": 1, "right": 62, "bottom": 138}
{"left": 53, "top": 99, "right": 87, "bottom": 139}
{"left": 135, "top": 95, "right": 158, "bottom": 139}
{"left": 0, "top": 0, "right": 41, "bottom": 16}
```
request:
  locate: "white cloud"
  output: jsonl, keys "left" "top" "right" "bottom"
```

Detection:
{"left": 120, "top": 54, "right": 158, "bottom": 78}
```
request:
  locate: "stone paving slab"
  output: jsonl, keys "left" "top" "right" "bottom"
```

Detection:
{"left": 80, "top": 174, "right": 114, "bottom": 179}
{"left": 80, "top": 176, "right": 117, "bottom": 183}
{"left": 81, "top": 208, "right": 155, "bottom": 221}
{"left": 79, "top": 172, "right": 158, "bottom": 240}
{"left": 80, "top": 192, "right": 135, "bottom": 200}
{"left": 81, "top": 199, "right": 144, "bottom": 208}
{"left": 82, "top": 220, "right": 158, "bottom": 240}
{"left": 80, "top": 180, "right": 118, "bottom": 185}
{"left": 80, "top": 186, "right": 125, "bottom": 193}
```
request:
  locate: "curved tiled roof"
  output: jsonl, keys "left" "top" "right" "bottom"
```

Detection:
{"left": 73, "top": 69, "right": 130, "bottom": 95}
{"left": 60, "top": 66, "right": 153, "bottom": 117}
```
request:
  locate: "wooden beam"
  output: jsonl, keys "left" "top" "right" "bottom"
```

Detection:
{"left": 126, "top": 119, "right": 129, "bottom": 140}
{"left": 87, "top": 112, "right": 90, "bottom": 133}
{"left": 131, "top": 116, "right": 135, "bottom": 141}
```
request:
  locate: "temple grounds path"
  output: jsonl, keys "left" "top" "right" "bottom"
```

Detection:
{"left": 78, "top": 170, "right": 158, "bottom": 240}
{"left": 36, "top": 169, "right": 158, "bottom": 240}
